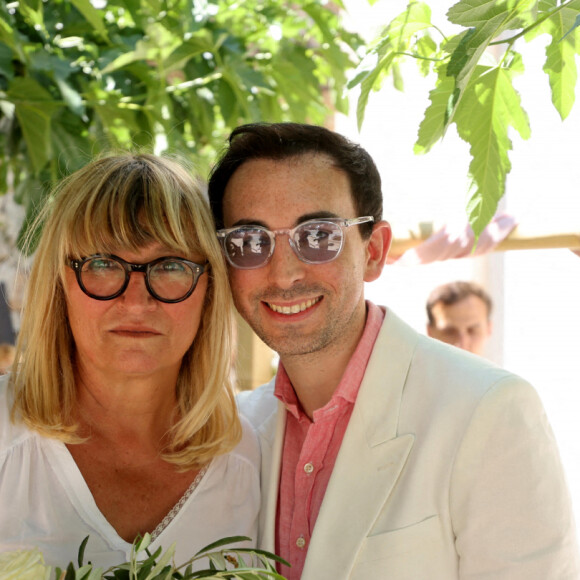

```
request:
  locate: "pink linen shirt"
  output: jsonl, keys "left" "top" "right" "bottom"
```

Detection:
{"left": 274, "top": 302, "right": 385, "bottom": 580}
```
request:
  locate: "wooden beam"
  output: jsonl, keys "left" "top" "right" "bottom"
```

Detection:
{"left": 389, "top": 223, "right": 580, "bottom": 260}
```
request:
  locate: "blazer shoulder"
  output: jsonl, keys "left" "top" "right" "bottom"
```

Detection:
{"left": 374, "top": 309, "right": 535, "bottom": 419}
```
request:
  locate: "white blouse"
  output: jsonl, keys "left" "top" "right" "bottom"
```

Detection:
{"left": 0, "top": 377, "right": 261, "bottom": 571}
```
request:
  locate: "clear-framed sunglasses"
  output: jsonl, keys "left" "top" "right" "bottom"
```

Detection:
{"left": 68, "top": 254, "right": 208, "bottom": 303}
{"left": 217, "top": 216, "right": 374, "bottom": 270}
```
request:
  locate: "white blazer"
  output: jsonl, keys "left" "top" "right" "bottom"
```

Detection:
{"left": 238, "top": 308, "right": 580, "bottom": 579}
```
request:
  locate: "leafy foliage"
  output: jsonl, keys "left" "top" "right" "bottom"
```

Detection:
{"left": 350, "top": 0, "right": 580, "bottom": 237}
{"left": 50, "top": 534, "right": 289, "bottom": 579}
{"left": 0, "top": 0, "right": 362, "bottom": 247}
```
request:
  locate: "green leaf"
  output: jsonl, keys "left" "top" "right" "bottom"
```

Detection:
{"left": 215, "top": 78, "right": 238, "bottom": 126}
{"left": 544, "top": 34, "right": 577, "bottom": 119}
{"left": 78, "top": 535, "right": 90, "bottom": 567}
{"left": 0, "top": 11, "right": 15, "bottom": 52}
{"left": 532, "top": 0, "right": 580, "bottom": 119}
{"left": 446, "top": 28, "right": 477, "bottom": 79}
{"left": 195, "top": 536, "right": 252, "bottom": 556}
{"left": 55, "top": 77, "right": 86, "bottom": 118}
{"left": 239, "top": 548, "right": 290, "bottom": 567}
{"left": 64, "top": 561, "right": 77, "bottom": 580}
{"left": 69, "top": 0, "right": 109, "bottom": 41}
{"left": 17, "top": 0, "right": 47, "bottom": 39}
{"left": 446, "top": 0, "right": 537, "bottom": 30}
{"left": 7, "top": 77, "right": 60, "bottom": 173}
{"left": 147, "top": 544, "right": 176, "bottom": 577}
{"left": 134, "top": 533, "right": 153, "bottom": 553}
{"left": 355, "top": 52, "right": 396, "bottom": 130}
{"left": 86, "top": 568, "right": 105, "bottom": 580}
{"left": 562, "top": 12, "right": 580, "bottom": 40}
{"left": 415, "top": 34, "right": 438, "bottom": 75}
{"left": 0, "top": 43, "right": 14, "bottom": 81}
{"left": 350, "top": 2, "right": 433, "bottom": 129}
{"left": 100, "top": 46, "right": 148, "bottom": 75}
{"left": 444, "top": 0, "right": 537, "bottom": 127}
{"left": 0, "top": 0, "right": 366, "bottom": 212}
{"left": 76, "top": 564, "right": 96, "bottom": 580}
{"left": 208, "top": 553, "right": 227, "bottom": 570}
{"left": 378, "top": 1, "right": 433, "bottom": 44}
{"left": 415, "top": 69, "right": 456, "bottom": 153}
{"left": 50, "top": 111, "right": 92, "bottom": 175}
{"left": 15, "top": 172, "right": 47, "bottom": 254}
{"left": 29, "top": 50, "right": 77, "bottom": 79}
{"left": 454, "top": 57, "right": 530, "bottom": 237}
{"left": 164, "top": 37, "right": 212, "bottom": 71}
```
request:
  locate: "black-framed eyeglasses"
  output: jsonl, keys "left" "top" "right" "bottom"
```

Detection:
{"left": 68, "top": 254, "right": 208, "bottom": 303}
{"left": 216, "top": 216, "right": 374, "bottom": 270}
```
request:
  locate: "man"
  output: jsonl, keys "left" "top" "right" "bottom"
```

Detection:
{"left": 208, "top": 122, "right": 578, "bottom": 579}
{"left": 426, "top": 280, "right": 493, "bottom": 356}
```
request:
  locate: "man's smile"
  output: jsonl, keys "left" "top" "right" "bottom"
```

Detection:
{"left": 265, "top": 297, "right": 322, "bottom": 315}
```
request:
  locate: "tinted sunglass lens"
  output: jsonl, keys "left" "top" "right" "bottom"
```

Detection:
{"left": 294, "top": 222, "right": 343, "bottom": 263}
{"left": 226, "top": 229, "right": 272, "bottom": 268}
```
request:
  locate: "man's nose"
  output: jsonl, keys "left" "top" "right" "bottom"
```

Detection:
{"left": 455, "top": 332, "right": 472, "bottom": 352}
{"left": 266, "top": 235, "right": 307, "bottom": 289}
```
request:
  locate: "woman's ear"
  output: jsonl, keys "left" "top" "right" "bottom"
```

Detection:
{"left": 364, "top": 220, "right": 392, "bottom": 283}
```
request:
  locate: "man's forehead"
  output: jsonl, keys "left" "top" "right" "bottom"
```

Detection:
{"left": 433, "top": 296, "right": 490, "bottom": 323}
{"left": 229, "top": 211, "right": 341, "bottom": 230}
{"left": 222, "top": 155, "right": 356, "bottom": 227}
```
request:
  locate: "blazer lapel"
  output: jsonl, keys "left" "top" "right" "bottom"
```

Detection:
{"left": 301, "top": 310, "right": 419, "bottom": 579}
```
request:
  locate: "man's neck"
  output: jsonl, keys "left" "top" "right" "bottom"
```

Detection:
{"left": 280, "top": 313, "right": 368, "bottom": 419}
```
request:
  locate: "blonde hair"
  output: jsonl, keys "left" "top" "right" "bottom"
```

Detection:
{"left": 11, "top": 153, "right": 240, "bottom": 469}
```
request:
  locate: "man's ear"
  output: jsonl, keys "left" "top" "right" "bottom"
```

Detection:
{"left": 364, "top": 220, "right": 392, "bottom": 283}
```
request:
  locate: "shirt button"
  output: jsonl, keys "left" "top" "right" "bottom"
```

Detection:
{"left": 304, "top": 462, "right": 314, "bottom": 474}
{"left": 296, "top": 536, "right": 306, "bottom": 549}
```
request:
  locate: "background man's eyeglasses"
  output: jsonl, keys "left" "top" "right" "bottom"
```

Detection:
{"left": 68, "top": 255, "right": 207, "bottom": 303}
{"left": 217, "top": 216, "right": 373, "bottom": 270}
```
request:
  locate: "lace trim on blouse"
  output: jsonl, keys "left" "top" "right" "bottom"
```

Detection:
{"left": 150, "top": 464, "right": 209, "bottom": 541}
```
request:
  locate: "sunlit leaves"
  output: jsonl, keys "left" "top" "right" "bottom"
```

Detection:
{"left": 415, "top": 69, "right": 456, "bottom": 154}
{"left": 7, "top": 78, "right": 60, "bottom": 173}
{"left": 528, "top": 0, "right": 580, "bottom": 119}
{"left": 456, "top": 56, "right": 530, "bottom": 234}
{"left": 69, "top": 0, "right": 110, "bottom": 42}
{"left": 0, "top": 0, "right": 363, "bottom": 238}
{"left": 43, "top": 533, "right": 290, "bottom": 579}
{"left": 348, "top": 1, "right": 434, "bottom": 129}
{"left": 445, "top": 0, "right": 536, "bottom": 125}
{"left": 351, "top": 0, "right": 580, "bottom": 237}
{"left": 446, "top": 0, "right": 537, "bottom": 30}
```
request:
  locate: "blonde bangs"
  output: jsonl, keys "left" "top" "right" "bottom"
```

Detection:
{"left": 54, "top": 155, "right": 206, "bottom": 261}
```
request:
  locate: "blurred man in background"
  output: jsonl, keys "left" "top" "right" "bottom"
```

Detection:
{"left": 426, "top": 281, "right": 492, "bottom": 356}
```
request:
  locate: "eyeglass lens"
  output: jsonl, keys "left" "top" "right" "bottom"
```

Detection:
{"left": 79, "top": 256, "right": 198, "bottom": 301}
{"left": 293, "top": 221, "right": 343, "bottom": 262}
{"left": 223, "top": 221, "right": 343, "bottom": 268}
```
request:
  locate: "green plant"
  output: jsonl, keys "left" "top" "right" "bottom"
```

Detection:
{"left": 0, "top": 0, "right": 362, "bottom": 249}
{"left": 0, "top": 534, "right": 289, "bottom": 580}
{"left": 350, "top": 0, "right": 580, "bottom": 237}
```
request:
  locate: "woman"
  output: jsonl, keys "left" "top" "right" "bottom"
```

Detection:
{"left": 0, "top": 154, "right": 260, "bottom": 569}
